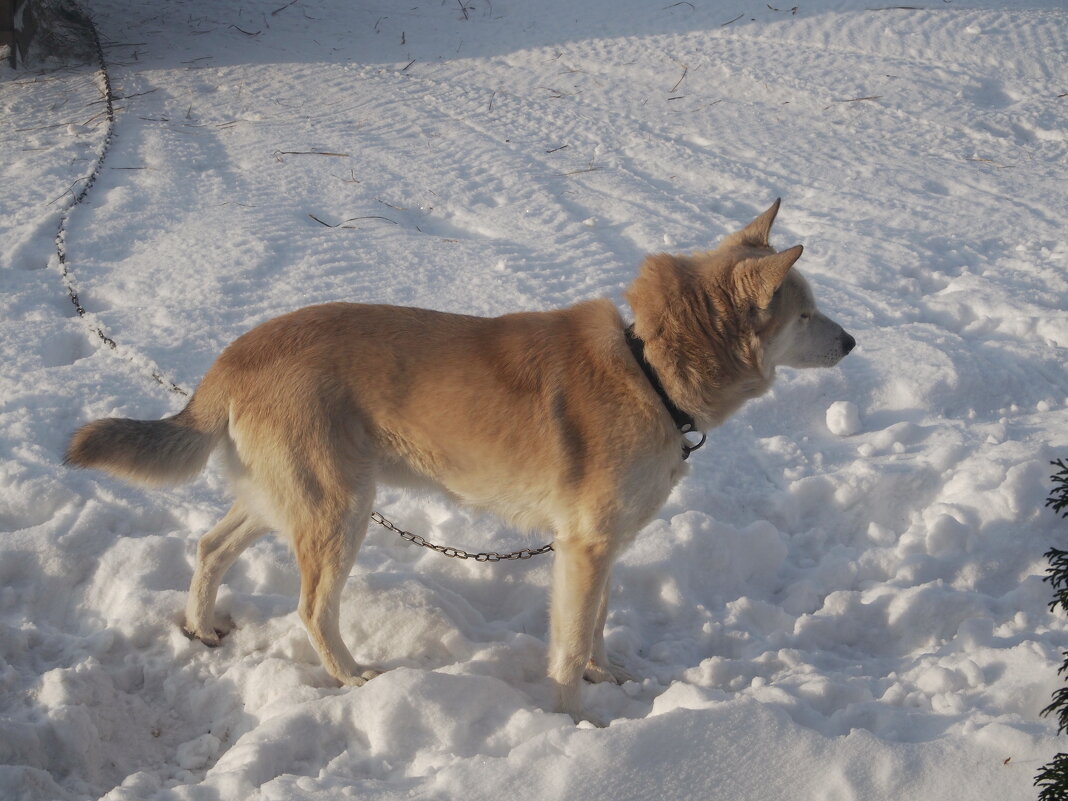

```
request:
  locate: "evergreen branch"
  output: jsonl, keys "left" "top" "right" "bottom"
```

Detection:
{"left": 1037, "top": 459, "right": 1068, "bottom": 798}
{"left": 1043, "top": 680, "right": 1068, "bottom": 735}
{"left": 1036, "top": 753, "right": 1068, "bottom": 801}
{"left": 1050, "top": 459, "right": 1068, "bottom": 518}
{"left": 1043, "top": 548, "right": 1068, "bottom": 614}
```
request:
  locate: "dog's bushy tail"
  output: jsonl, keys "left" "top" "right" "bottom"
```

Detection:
{"left": 65, "top": 394, "right": 227, "bottom": 487}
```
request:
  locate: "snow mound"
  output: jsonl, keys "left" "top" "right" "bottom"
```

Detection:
{"left": 826, "top": 400, "right": 861, "bottom": 437}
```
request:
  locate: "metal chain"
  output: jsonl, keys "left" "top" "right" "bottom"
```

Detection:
{"left": 54, "top": 6, "right": 117, "bottom": 348}
{"left": 56, "top": 4, "right": 187, "bottom": 397}
{"left": 371, "top": 512, "right": 553, "bottom": 562}
{"left": 56, "top": 8, "right": 553, "bottom": 564}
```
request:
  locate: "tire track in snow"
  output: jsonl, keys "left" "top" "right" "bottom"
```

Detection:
{"left": 308, "top": 64, "right": 638, "bottom": 304}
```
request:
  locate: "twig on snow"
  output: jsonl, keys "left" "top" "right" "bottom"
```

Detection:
{"left": 670, "top": 64, "right": 688, "bottom": 94}
{"left": 84, "top": 88, "right": 158, "bottom": 106}
{"left": 272, "top": 0, "right": 300, "bottom": 15}
{"left": 966, "top": 156, "right": 1011, "bottom": 169}
{"left": 82, "top": 109, "right": 115, "bottom": 127}
{"left": 560, "top": 164, "right": 601, "bottom": 176}
{"left": 309, "top": 214, "right": 399, "bottom": 228}
{"left": 274, "top": 150, "right": 351, "bottom": 161}
{"left": 342, "top": 216, "right": 399, "bottom": 227}
{"left": 112, "top": 88, "right": 159, "bottom": 101}
{"left": 47, "top": 177, "right": 89, "bottom": 206}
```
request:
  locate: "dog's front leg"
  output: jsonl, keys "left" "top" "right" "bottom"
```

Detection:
{"left": 583, "top": 580, "right": 632, "bottom": 685}
{"left": 547, "top": 538, "right": 612, "bottom": 721}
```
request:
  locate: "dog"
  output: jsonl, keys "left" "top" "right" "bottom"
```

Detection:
{"left": 65, "top": 199, "right": 854, "bottom": 721}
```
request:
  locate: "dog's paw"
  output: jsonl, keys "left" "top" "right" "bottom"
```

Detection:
{"left": 340, "top": 667, "right": 382, "bottom": 687}
{"left": 181, "top": 625, "right": 226, "bottom": 648}
{"left": 584, "top": 660, "right": 634, "bottom": 685}
{"left": 181, "top": 615, "right": 233, "bottom": 648}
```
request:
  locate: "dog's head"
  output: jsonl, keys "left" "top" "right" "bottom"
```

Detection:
{"left": 719, "top": 199, "right": 855, "bottom": 371}
{"left": 625, "top": 200, "right": 854, "bottom": 425}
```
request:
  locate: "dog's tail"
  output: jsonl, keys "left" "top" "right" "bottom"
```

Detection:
{"left": 64, "top": 389, "right": 228, "bottom": 487}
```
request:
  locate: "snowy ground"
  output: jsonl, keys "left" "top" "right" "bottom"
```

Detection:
{"left": 2, "top": 0, "right": 1067, "bottom": 798}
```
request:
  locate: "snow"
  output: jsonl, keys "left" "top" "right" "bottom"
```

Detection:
{"left": 1, "top": 0, "right": 1066, "bottom": 798}
{"left": 826, "top": 400, "right": 861, "bottom": 437}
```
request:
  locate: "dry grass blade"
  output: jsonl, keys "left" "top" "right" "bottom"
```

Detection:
{"left": 343, "top": 216, "right": 399, "bottom": 226}
{"left": 966, "top": 156, "right": 1012, "bottom": 169}
{"left": 278, "top": 150, "right": 350, "bottom": 157}
{"left": 670, "top": 64, "right": 688, "bottom": 94}
{"left": 272, "top": 0, "right": 300, "bottom": 15}
{"left": 309, "top": 214, "right": 399, "bottom": 228}
{"left": 275, "top": 150, "right": 351, "bottom": 162}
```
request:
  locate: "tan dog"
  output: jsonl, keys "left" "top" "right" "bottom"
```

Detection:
{"left": 65, "top": 200, "right": 854, "bottom": 720}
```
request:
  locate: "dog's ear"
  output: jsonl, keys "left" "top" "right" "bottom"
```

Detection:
{"left": 730, "top": 198, "right": 781, "bottom": 249}
{"left": 734, "top": 244, "right": 803, "bottom": 308}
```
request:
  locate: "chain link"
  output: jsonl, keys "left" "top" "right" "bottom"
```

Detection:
{"left": 370, "top": 512, "right": 554, "bottom": 562}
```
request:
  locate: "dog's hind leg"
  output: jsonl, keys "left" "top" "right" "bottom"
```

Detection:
{"left": 547, "top": 538, "right": 613, "bottom": 721}
{"left": 183, "top": 501, "right": 268, "bottom": 645}
{"left": 292, "top": 479, "right": 380, "bottom": 687}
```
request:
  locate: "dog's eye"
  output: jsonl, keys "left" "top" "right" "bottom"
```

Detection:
{"left": 800, "top": 312, "right": 811, "bottom": 321}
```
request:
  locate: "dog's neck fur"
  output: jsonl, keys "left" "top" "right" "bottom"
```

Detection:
{"left": 622, "top": 325, "right": 694, "bottom": 431}
{"left": 624, "top": 254, "right": 776, "bottom": 433}
{"left": 622, "top": 325, "right": 706, "bottom": 458}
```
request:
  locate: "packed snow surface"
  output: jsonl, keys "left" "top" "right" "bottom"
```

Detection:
{"left": 2, "top": 1, "right": 1067, "bottom": 799}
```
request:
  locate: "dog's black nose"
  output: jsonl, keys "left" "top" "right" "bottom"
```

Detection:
{"left": 841, "top": 332, "right": 856, "bottom": 354}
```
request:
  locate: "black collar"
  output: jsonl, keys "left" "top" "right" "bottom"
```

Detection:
{"left": 623, "top": 325, "right": 707, "bottom": 460}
